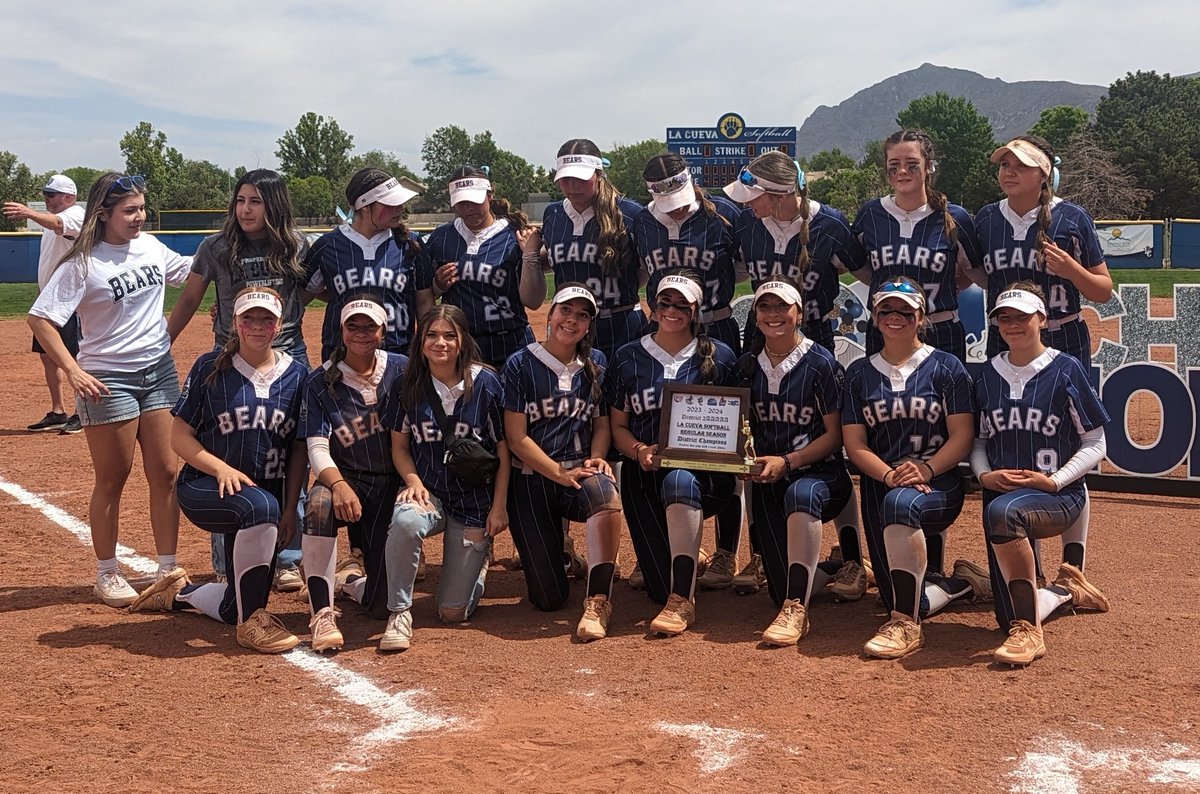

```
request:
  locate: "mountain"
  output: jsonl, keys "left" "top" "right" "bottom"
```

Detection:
{"left": 796, "top": 63, "right": 1108, "bottom": 158}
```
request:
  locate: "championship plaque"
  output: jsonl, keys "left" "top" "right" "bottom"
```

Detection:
{"left": 653, "top": 384, "right": 761, "bottom": 475}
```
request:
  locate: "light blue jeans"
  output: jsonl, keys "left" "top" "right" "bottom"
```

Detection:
{"left": 385, "top": 496, "right": 491, "bottom": 622}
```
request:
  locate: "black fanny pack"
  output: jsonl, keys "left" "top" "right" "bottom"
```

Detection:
{"left": 425, "top": 379, "right": 499, "bottom": 489}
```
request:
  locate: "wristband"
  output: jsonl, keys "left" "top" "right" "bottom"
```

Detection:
{"left": 920, "top": 461, "right": 936, "bottom": 479}
{"left": 522, "top": 251, "right": 541, "bottom": 263}
{"left": 883, "top": 468, "right": 895, "bottom": 487}
{"left": 329, "top": 479, "right": 346, "bottom": 488}
{"left": 783, "top": 453, "right": 793, "bottom": 472}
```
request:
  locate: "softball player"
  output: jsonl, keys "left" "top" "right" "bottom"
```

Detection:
{"left": 851, "top": 129, "right": 983, "bottom": 362}
{"left": 739, "top": 280, "right": 853, "bottom": 646}
{"left": 304, "top": 168, "right": 433, "bottom": 361}
{"left": 426, "top": 166, "right": 548, "bottom": 370}
{"left": 380, "top": 305, "right": 510, "bottom": 651}
{"left": 972, "top": 284, "right": 1111, "bottom": 666}
{"left": 129, "top": 288, "right": 309, "bottom": 654}
{"left": 606, "top": 271, "right": 739, "bottom": 635}
{"left": 299, "top": 295, "right": 408, "bottom": 651}
{"left": 632, "top": 154, "right": 745, "bottom": 587}
{"left": 970, "top": 136, "right": 1112, "bottom": 365}
{"left": 502, "top": 284, "right": 623, "bottom": 640}
{"left": 28, "top": 172, "right": 191, "bottom": 607}
{"left": 543, "top": 139, "right": 647, "bottom": 363}
{"left": 724, "top": 151, "right": 869, "bottom": 599}
{"left": 841, "top": 277, "right": 977, "bottom": 659}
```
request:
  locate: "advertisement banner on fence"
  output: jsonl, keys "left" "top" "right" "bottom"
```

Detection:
{"left": 1097, "top": 224, "right": 1155, "bottom": 258}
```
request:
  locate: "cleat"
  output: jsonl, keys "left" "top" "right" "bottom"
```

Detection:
{"left": 94, "top": 571, "right": 138, "bottom": 608}
{"left": 994, "top": 619, "right": 1046, "bottom": 666}
{"left": 309, "top": 606, "right": 344, "bottom": 652}
{"left": 380, "top": 609, "right": 413, "bottom": 651}
{"left": 576, "top": 594, "right": 612, "bottom": 641}
{"left": 1054, "top": 563, "right": 1110, "bottom": 612}
{"left": 236, "top": 609, "right": 299, "bottom": 654}
{"left": 128, "top": 568, "right": 189, "bottom": 612}
{"left": 762, "top": 599, "right": 810, "bottom": 646}
{"left": 697, "top": 549, "right": 736, "bottom": 590}
{"left": 864, "top": 611, "right": 923, "bottom": 659}
{"left": 334, "top": 556, "right": 365, "bottom": 596}
{"left": 952, "top": 558, "right": 993, "bottom": 602}
{"left": 650, "top": 594, "right": 695, "bottom": 636}
{"left": 732, "top": 553, "right": 767, "bottom": 595}
{"left": 627, "top": 562, "right": 645, "bottom": 590}
{"left": 830, "top": 561, "right": 868, "bottom": 601}
{"left": 273, "top": 566, "right": 303, "bottom": 593}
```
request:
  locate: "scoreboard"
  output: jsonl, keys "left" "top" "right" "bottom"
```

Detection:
{"left": 667, "top": 113, "right": 798, "bottom": 189}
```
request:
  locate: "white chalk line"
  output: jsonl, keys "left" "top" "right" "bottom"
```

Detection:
{"left": 1009, "top": 735, "right": 1200, "bottom": 793}
{"left": 0, "top": 474, "right": 463, "bottom": 771}
{"left": 655, "top": 721, "right": 766, "bottom": 774}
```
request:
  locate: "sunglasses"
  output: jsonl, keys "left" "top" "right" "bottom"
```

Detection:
{"left": 875, "top": 308, "right": 918, "bottom": 320}
{"left": 648, "top": 172, "right": 690, "bottom": 195}
{"left": 107, "top": 175, "right": 147, "bottom": 195}
{"left": 877, "top": 281, "right": 923, "bottom": 297}
{"left": 655, "top": 298, "right": 694, "bottom": 314}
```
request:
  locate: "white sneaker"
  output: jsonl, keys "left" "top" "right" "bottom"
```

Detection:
{"left": 380, "top": 609, "right": 413, "bottom": 651}
{"left": 94, "top": 571, "right": 138, "bottom": 608}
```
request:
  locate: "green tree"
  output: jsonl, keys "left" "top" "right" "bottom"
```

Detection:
{"left": 0, "top": 151, "right": 40, "bottom": 231}
{"left": 897, "top": 92, "right": 998, "bottom": 210}
{"left": 162, "top": 159, "right": 232, "bottom": 210}
{"left": 287, "top": 175, "right": 335, "bottom": 222}
{"left": 808, "top": 167, "right": 886, "bottom": 217}
{"left": 120, "top": 121, "right": 184, "bottom": 217}
{"left": 1094, "top": 70, "right": 1200, "bottom": 218}
{"left": 276, "top": 112, "right": 355, "bottom": 185}
{"left": 806, "top": 149, "right": 856, "bottom": 172}
{"left": 61, "top": 166, "right": 105, "bottom": 200}
{"left": 860, "top": 140, "right": 886, "bottom": 171}
{"left": 603, "top": 139, "right": 669, "bottom": 203}
{"left": 1029, "top": 105, "right": 1090, "bottom": 152}
{"left": 420, "top": 126, "right": 539, "bottom": 210}
{"left": 340, "top": 149, "right": 425, "bottom": 211}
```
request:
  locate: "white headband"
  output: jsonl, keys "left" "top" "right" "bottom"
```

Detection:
{"left": 754, "top": 280, "right": 802, "bottom": 306}
{"left": 340, "top": 299, "right": 388, "bottom": 327}
{"left": 233, "top": 290, "right": 283, "bottom": 318}
{"left": 449, "top": 177, "right": 492, "bottom": 206}
{"left": 656, "top": 274, "right": 704, "bottom": 306}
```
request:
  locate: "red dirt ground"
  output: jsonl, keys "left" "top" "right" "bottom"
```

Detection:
{"left": 0, "top": 303, "right": 1196, "bottom": 793}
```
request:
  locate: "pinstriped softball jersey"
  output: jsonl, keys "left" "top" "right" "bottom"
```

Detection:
{"left": 304, "top": 226, "right": 432, "bottom": 361}
{"left": 500, "top": 343, "right": 606, "bottom": 465}
{"left": 299, "top": 350, "right": 408, "bottom": 477}
{"left": 739, "top": 340, "right": 844, "bottom": 459}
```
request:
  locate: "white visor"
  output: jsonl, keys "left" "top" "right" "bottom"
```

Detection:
{"left": 655, "top": 274, "right": 704, "bottom": 306}
{"left": 646, "top": 171, "right": 697, "bottom": 214}
{"left": 352, "top": 177, "right": 421, "bottom": 210}
{"left": 233, "top": 290, "right": 283, "bottom": 318}
{"left": 340, "top": 299, "right": 388, "bottom": 327}
{"left": 871, "top": 286, "right": 926, "bottom": 311}
{"left": 753, "top": 280, "right": 802, "bottom": 306}
{"left": 990, "top": 289, "right": 1047, "bottom": 318}
{"left": 551, "top": 285, "right": 598, "bottom": 312}
{"left": 723, "top": 168, "right": 795, "bottom": 204}
{"left": 990, "top": 139, "right": 1052, "bottom": 177}
{"left": 449, "top": 177, "right": 492, "bottom": 206}
{"left": 555, "top": 154, "right": 603, "bottom": 182}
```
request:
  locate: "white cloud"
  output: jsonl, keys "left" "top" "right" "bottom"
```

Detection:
{"left": 1, "top": 0, "right": 1194, "bottom": 175}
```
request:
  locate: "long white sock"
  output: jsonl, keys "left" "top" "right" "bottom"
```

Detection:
{"left": 232, "top": 522, "right": 277, "bottom": 623}
{"left": 301, "top": 534, "right": 337, "bottom": 612}
{"left": 786, "top": 511, "right": 823, "bottom": 605}
{"left": 1037, "top": 585, "right": 1072, "bottom": 622}
{"left": 665, "top": 503, "right": 702, "bottom": 600}
{"left": 883, "top": 523, "right": 927, "bottom": 620}
{"left": 343, "top": 576, "right": 367, "bottom": 604}
{"left": 176, "top": 582, "right": 227, "bottom": 622}
{"left": 923, "top": 580, "right": 970, "bottom": 617}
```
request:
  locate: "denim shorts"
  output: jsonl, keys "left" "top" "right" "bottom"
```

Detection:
{"left": 78, "top": 351, "right": 181, "bottom": 426}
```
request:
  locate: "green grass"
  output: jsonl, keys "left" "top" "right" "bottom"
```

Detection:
{"left": 2, "top": 269, "right": 1198, "bottom": 318}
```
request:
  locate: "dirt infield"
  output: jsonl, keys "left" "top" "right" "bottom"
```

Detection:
{"left": 1, "top": 309, "right": 1198, "bottom": 793}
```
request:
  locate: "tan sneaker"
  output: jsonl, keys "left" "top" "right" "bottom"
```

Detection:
{"left": 94, "top": 571, "right": 139, "bottom": 608}
{"left": 237, "top": 609, "right": 299, "bottom": 654}
{"left": 697, "top": 549, "right": 736, "bottom": 590}
{"left": 627, "top": 562, "right": 645, "bottom": 590}
{"left": 576, "top": 594, "right": 612, "bottom": 641}
{"left": 309, "top": 606, "right": 344, "bottom": 652}
{"left": 864, "top": 611, "right": 923, "bottom": 659}
{"left": 762, "top": 599, "right": 810, "bottom": 646}
{"left": 564, "top": 533, "right": 588, "bottom": 580}
{"left": 732, "top": 553, "right": 766, "bottom": 595}
{"left": 334, "top": 556, "right": 365, "bottom": 596}
{"left": 380, "top": 609, "right": 413, "bottom": 652}
{"left": 273, "top": 566, "right": 303, "bottom": 593}
{"left": 830, "top": 561, "right": 868, "bottom": 601}
{"left": 994, "top": 619, "right": 1046, "bottom": 666}
{"left": 952, "top": 558, "right": 993, "bottom": 602}
{"left": 650, "top": 594, "right": 695, "bottom": 636}
{"left": 1054, "top": 563, "right": 1110, "bottom": 611}
{"left": 128, "top": 567, "right": 190, "bottom": 613}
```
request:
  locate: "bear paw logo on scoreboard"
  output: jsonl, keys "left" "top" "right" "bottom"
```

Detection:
{"left": 718, "top": 113, "right": 745, "bottom": 140}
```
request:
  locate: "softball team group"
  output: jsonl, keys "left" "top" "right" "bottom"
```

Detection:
{"left": 27, "top": 129, "right": 1114, "bottom": 668}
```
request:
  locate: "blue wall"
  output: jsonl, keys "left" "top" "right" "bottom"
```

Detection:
{"left": 1094, "top": 221, "right": 1164, "bottom": 269}
{"left": 0, "top": 231, "right": 213, "bottom": 282}
{"left": 1170, "top": 220, "right": 1200, "bottom": 269}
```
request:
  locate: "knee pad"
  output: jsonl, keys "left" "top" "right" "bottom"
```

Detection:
{"left": 660, "top": 469, "right": 701, "bottom": 509}
{"left": 303, "top": 485, "right": 336, "bottom": 537}
{"left": 580, "top": 474, "right": 622, "bottom": 516}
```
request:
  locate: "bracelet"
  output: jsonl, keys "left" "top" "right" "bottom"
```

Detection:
{"left": 783, "top": 453, "right": 793, "bottom": 472}
{"left": 920, "top": 461, "right": 936, "bottom": 479}
{"left": 328, "top": 479, "right": 346, "bottom": 488}
{"left": 521, "top": 251, "right": 541, "bottom": 263}
{"left": 883, "top": 468, "right": 895, "bottom": 487}
{"left": 632, "top": 442, "right": 646, "bottom": 458}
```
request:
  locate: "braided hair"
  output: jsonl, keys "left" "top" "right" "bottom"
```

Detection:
{"left": 884, "top": 129, "right": 958, "bottom": 246}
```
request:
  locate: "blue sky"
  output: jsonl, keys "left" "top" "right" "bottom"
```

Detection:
{"left": 2, "top": 1, "right": 1195, "bottom": 176}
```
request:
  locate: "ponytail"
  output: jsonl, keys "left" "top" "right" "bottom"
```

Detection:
{"left": 206, "top": 333, "right": 241, "bottom": 387}
{"left": 324, "top": 345, "right": 348, "bottom": 394}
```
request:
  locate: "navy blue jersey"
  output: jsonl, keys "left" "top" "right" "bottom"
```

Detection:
{"left": 738, "top": 340, "right": 844, "bottom": 459}
{"left": 541, "top": 197, "right": 642, "bottom": 311}
{"left": 424, "top": 218, "right": 529, "bottom": 338}
{"left": 976, "top": 348, "right": 1109, "bottom": 475}
{"left": 851, "top": 197, "right": 983, "bottom": 313}
{"left": 841, "top": 346, "right": 975, "bottom": 464}
{"left": 299, "top": 350, "right": 408, "bottom": 477}
{"left": 734, "top": 201, "right": 866, "bottom": 324}
{"left": 383, "top": 365, "right": 504, "bottom": 528}
{"left": 174, "top": 351, "right": 309, "bottom": 484}
{"left": 501, "top": 343, "right": 607, "bottom": 465}
{"left": 972, "top": 198, "right": 1106, "bottom": 319}
{"left": 604, "top": 336, "right": 738, "bottom": 445}
{"left": 631, "top": 196, "right": 740, "bottom": 314}
{"left": 304, "top": 226, "right": 432, "bottom": 360}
